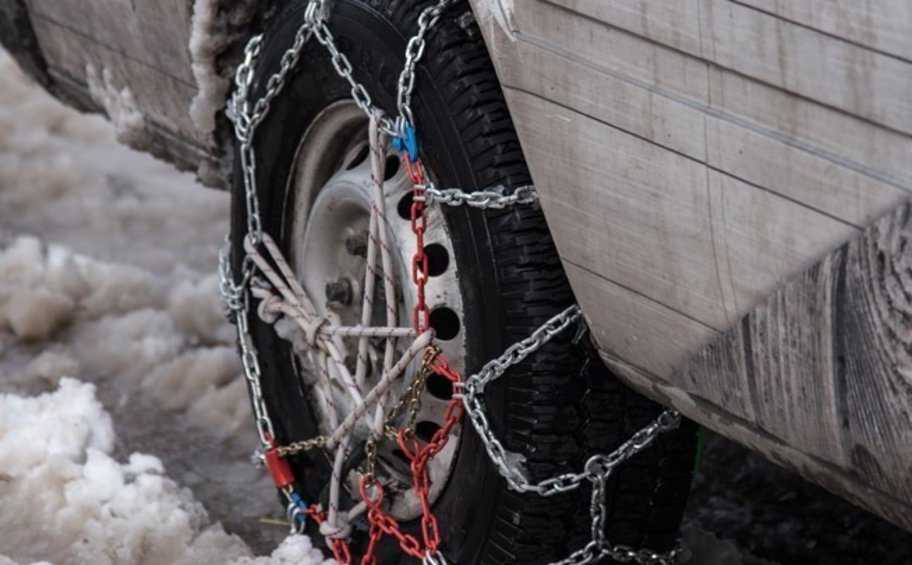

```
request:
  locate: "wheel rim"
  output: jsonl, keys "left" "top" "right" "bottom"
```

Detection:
{"left": 284, "top": 100, "right": 466, "bottom": 520}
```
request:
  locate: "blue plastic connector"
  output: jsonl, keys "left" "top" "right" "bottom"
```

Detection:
{"left": 392, "top": 125, "right": 420, "bottom": 162}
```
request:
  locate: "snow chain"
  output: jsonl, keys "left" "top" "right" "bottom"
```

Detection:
{"left": 219, "top": 1, "right": 684, "bottom": 563}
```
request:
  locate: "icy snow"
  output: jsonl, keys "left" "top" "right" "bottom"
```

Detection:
{"left": 188, "top": 0, "right": 263, "bottom": 141}
{"left": 188, "top": 0, "right": 231, "bottom": 137}
{"left": 0, "top": 50, "right": 328, "bottom": 563}
{"left": 0, "top": 379, "right": 328, "bottom": 565}
{"left": 85, "top": 64, "right": 148, "bottom": 148}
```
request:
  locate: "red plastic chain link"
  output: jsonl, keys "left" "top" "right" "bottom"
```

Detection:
{"left": 262, "top": 433, "right": 296, "bottom": 489}
{"left": 399, "top": 353, "right": 464, "bottom": 553}
{"left": 260, "top": 431, "right": 354, "bottom": 562}
{"left": 407, "top": 159, "right": 431, "bottom": 334}
{"left": 359, "top": 164, "right": 466, "bottom": 560}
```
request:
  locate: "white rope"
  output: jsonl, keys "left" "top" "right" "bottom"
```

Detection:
{"left": 327, "top": 437, "right": 352, "bottom": 538}
{"left": 316, "top": 349, "right": 341, "bottom": 430}
{"left": 368, "top": 110, "right": 401, "bottom": 440}
{"left": 245, "top": 233, "right": 366, "bottom": 407}
{"left": 326, "top": 331, "right": 433, "bottom": 449}
{"left": 240, "top": 125, "right": 437, "bottom": 547}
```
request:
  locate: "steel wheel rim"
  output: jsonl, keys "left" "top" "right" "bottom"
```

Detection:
{"left": 284, "top": 100, "right": 466, "bottom": 520}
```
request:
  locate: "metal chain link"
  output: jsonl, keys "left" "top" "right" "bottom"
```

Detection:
{"left": 389, "top": 345, "right": 438, "bottom": 438}
{"left": 458, "top": 306, "right": 684, "bottom": 564}
{"left": 395, "top": 0, "right": 457, "bottom": 131}
{"left": 363, "top": 345, "right": 437, "bottom": 482}
{"left": 310, "top": 8, "right": 388, "bottom": 132}
{"left": 276, "top": 435, "right": 330, "bottom": 457}
{"left": 421, "top": 183, "right": 538, "bottom": 209}
{"left": 220, "top": 1, "right": 685, "bottom": 563}
{"left": 236, "top": 289, "right": 276, "bottom": 446}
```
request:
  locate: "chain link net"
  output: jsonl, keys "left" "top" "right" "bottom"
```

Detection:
{"left": 220, "top": 1, "right": 684, "bottom": 563}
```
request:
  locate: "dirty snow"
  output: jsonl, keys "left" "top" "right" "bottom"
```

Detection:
{"left": 85, "top": 64, "right": 148, "bottom": 148}
{"left": 0, "top": 379, "right": 328, "bottom": 565}
{"left": 0, "top": 50, "right": 327, "bottom": 563}
{"left": 188, "top": 0, "right": 264, "bottom": 142}
{"left": 188, "top": 0, "right": 231, "bottom": 137}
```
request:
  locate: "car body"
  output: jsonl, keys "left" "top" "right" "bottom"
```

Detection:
{"left": 3, "top": 0, "right": 911, "bottom": 533}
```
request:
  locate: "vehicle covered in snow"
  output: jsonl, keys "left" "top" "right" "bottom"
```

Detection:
{"left": 3, "top": 0, "right": 912, "bottom": 561}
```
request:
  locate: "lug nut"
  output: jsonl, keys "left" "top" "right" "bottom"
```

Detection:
{"left": 345, "top": 232, "right": 369, "bottom": 257}
{"left": 325, "top": 278, "right": 353, "bottom": 306}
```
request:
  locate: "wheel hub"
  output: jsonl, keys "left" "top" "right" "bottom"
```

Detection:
{"left": 286, "top": 101, "right": 466, "bottom": 519}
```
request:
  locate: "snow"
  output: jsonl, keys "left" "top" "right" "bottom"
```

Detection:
{"left": 0, "top": 234, "right": 250, "bottom": 434}
{"left": 85, "top": 64, "right": 148, "bottom": 149}
{"left": 188, "top": 0, "right": 231, "bottom": 137}
{"left": 188, "top": 0, "right": 263, "bottom": 142}
{"left": 0, "top": 50, "right": 329, "bottom": 563}
{"left": 0, "top": 380, "right": 327, "bottom": 565}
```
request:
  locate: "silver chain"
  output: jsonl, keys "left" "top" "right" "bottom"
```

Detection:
{"left": 396, "top": 0, "right": 457, "bottom": 132}
{"left": 310, "top": 5, "right": 390, "bottom": 133}
{"left": 220, "top": 1, "right": 683, "bottom": 563}
{"left": 421, "top": 183, "right": 538, "bottom": 209}
{"left": 458, "top": 306, "right": 683, "bottom": 564}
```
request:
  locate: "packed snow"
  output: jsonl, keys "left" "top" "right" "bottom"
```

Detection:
{"left": 85, "top": 64, "right": 148, "bottom": 148}
{"left": 0, "top": 50, "right": 329, "bottom": 564}
{"left": 188, "top": 0, "right": 231, "bottom": 137}
{"left": 0, "top": 379, "right": 331, "bottom": 564}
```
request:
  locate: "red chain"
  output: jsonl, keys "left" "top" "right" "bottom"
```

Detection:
{"left": 359, "top": 477, "right": 424, "bottom": 561}
{"left": 407, "top": 159, "right": 431, "bottom": 334}
{"left": 358, "top": 158, "right": 466, "bottom": 562}
{"left": 359, "top": 350, "right": 464, "bottom": 561}
{"left": 399, "top": 353, "right": 463, "bottom": 553}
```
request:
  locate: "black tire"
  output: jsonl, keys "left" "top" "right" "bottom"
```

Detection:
{"left": 230, "top": 1, "right": 698, "bottom": 563}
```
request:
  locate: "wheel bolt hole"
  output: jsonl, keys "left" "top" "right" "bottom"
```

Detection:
{"left": 429, "top": 307, "right": 460, "bottom": 340}
{"left": 397, "top": 191, "right": 414, "bottom": 220}
{"left": 416, "top": 421, "right": 441, "bottom": 443}
{"left": 384, "top": 155, "right": 400, "bottom": 181}
{"left": 426, "top": 372, "right": 453, "bottom": 400}
{"left": 424, "top": 243, "right": 449, "bottom": 277}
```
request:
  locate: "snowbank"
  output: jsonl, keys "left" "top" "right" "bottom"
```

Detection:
{"left": 0, "top": 379, "right": 329, "bottom": 565}
{"left": 0, "top": 235, "right": 250, "bottom": 437}
{"left": 0, "top": 49, "right": 308, "bottom": 560}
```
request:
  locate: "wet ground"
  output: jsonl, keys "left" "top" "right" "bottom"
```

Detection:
{"left": 684, "top": 432, "right": 912, "bottom": 564}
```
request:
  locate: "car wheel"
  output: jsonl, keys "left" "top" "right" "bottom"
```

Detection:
{"left": 229, "top": 0, "right": 699, "bottom": 562}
